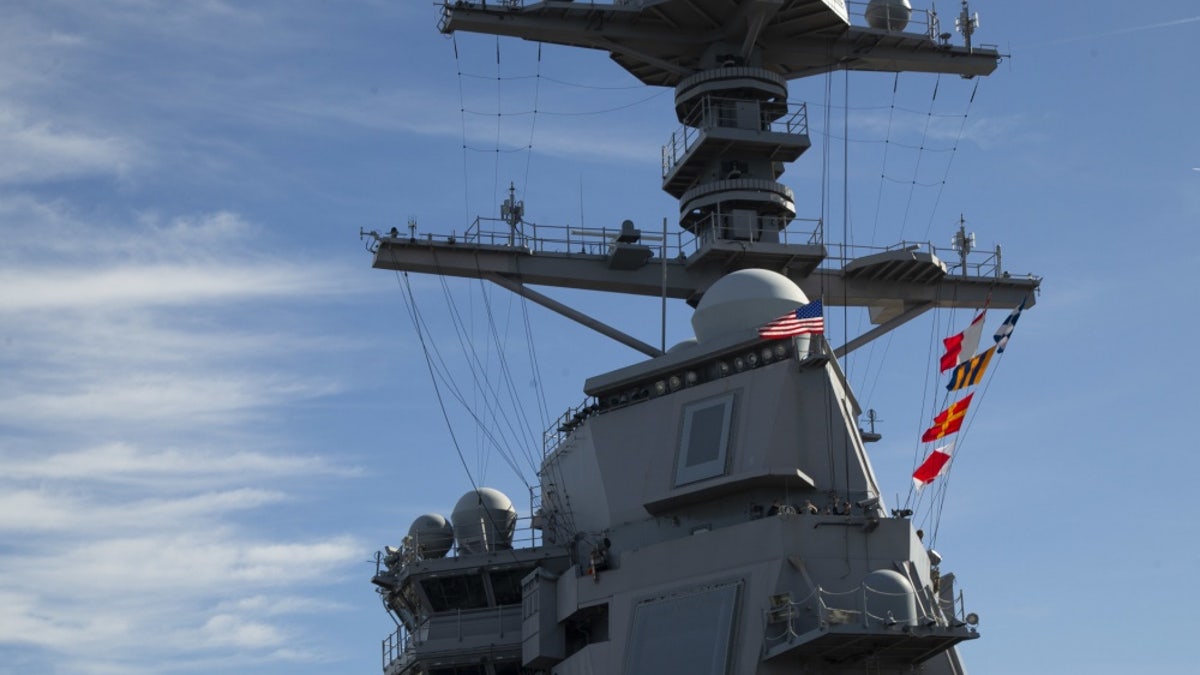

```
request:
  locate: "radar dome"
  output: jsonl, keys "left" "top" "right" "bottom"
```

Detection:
{"left": 667, "top": 337, "right": 699, "bottom": 354}
{"left": 407, "top": 513, "right": 454, "bottom": 559}
{"left": 451, "top": 487, "right": 517, "bottom": 555}
{"left": 865, "top": 0, "right": 912, "bottom": 31}
{"left": 862, "top": 569, "right": 918, "bottom": 627}
{"left": 691, "top": 269, "right": 809, "bottom": 342}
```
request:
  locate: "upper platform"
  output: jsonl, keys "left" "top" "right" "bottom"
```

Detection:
{"left": 438, "top": 0, "right": 1001, "bottom": 86}
{"left": 367, "top": 220, "right": 1037, "bottom": 314}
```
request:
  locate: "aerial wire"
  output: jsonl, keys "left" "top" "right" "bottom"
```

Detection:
{"left": 393, "top": 267, "right": 482, "bottom": 497}
{"left": 920, "top": 78, "right": 982, "bottom": 241}
{"left": 897, "top": 74, "right": 941, "bottom": 239}
{"left": 392, "top": 264, "right": 534, "bottom": 566}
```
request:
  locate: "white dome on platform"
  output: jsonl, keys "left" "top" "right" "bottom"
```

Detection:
{"left": 407, "top": 513, "right": 454, "bottom": 559}
{"left": 691, "top": 269, "right": 808, "bottom": 342}
{"left": 451, "top": 487, "right": 517, "bottom": 555}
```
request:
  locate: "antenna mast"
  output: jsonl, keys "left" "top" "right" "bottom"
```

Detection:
{"left": 951, "top": 215, "right": 976, "bottom": 274}
{"left": 500, "top": 181, "right": 524, "bottom": 246}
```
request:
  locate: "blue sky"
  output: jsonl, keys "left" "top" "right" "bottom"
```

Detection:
{"left": 1, "top": 2, "right": 1198, "bottom": 674}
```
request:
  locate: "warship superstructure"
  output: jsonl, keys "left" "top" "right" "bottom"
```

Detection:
{"left": 366, "top": 2, "right": 1039, "bottom": 674}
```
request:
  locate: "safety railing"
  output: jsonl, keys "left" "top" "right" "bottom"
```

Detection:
{"left": 369, "top": 221, "right": 1015, "bottom": 281}
{"left": 374, "top": 513, "right": 544, "bottom": 576}
{"left": 763, "top": 580, "right": 975, "bottom": 647}
{"left": 382, "top": 606, "right": 522, "bottom": 673}
{"left": 382, "top": 624, "right": 413, "bottom": 673}
{"left": 662, "top": 96, "right": 808, "bottom": 178}
{"left": 685, "top": 212, "right": 823, "bottom": 248}
{"left": 459, "top": 217, "right": 691, "bottom": 258}
{"left": 543, "top": 397, "right": 599, "bottom": 457}
{"left": 821, "top": 238, "right": 1008, "bottom": 278}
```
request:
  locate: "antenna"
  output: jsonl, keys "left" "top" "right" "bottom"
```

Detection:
{"left": 500, "top": 181, "right": 524, "bottom": 245}
{"left": 956, "top": 0, "right": 980, "bottom": 53}
{"left": 951, "top": 214, "right": 976, "bottom": 274}
{"left": 860, "top": 408, "right": 883, "bottom": 443}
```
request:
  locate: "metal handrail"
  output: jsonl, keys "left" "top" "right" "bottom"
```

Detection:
{"left": 377, "top": 220, "right": 1013, "bottom": 281}
{"left": 662, "top": 96, "right": 809, "bottom": 178}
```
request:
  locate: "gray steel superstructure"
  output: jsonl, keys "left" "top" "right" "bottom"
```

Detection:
{"left": 367, "top": 2, "right": 1040, "bottom": 674}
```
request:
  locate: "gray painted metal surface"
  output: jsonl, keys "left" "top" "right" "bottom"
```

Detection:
{"left": 369, "top": 2, "right": 1034, "bottom": 673}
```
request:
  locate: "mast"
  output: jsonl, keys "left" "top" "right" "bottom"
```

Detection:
{"left": 369, "top": 6, "right": 1038, "bottom": 674}
{"left": 369, "top": 0, "right": 1038, "bottom": 354}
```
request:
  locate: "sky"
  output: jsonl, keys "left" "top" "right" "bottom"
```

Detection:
{"left": 1, "top": 1, "right": 1198, "bottom": 674}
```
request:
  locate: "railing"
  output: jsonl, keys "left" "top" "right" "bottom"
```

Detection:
{"left": 382, "top": 624, "right": 412, "bottom": 673}
{"left": 459, "top": 217, "right": 690, "bottom": 258}
{"left": 686, "top": 212, "right": 823, "bottom": 248}
{"left": 822, "top": 239, "right": 1007, "bottom": 278}
{"left": 763, "top": 580, "right": 975, "bottom": 646}
{"left": 370, "top": 220, "right": 1013, "bottom": 281}
{"left": 454, "top": 212, "right": 827, "bottom": 263}
{"left": 382, "top": 606, "right": 523, "bottom": 673}
{"left": 662, "top": 97, "right": 809, "bottom": 178}
{"left": 375, "top": 513, "right": 544, "bottom": 575}
{"left": 543, "top": 397, "right": 598, "bottom": 458}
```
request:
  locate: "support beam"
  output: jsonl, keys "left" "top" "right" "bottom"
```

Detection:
{"left": 833, "top": 302, "right": 934, "bottom": 359}
{"left": 482, "top": 273, "right": 664, "bottom": 358}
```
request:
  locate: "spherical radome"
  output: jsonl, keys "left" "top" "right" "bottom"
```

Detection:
{"left": 691, "top": 269, "right": 808, "bottom": 342}
{"left": 451, "top": 487, "right": 517, "bottom": 555}
{"left": 667, "top": 337, "right": 699, "bottom": 353}
{"left": 407, "top": 513, "right": 454, "bottom": 559}
{"left": 862, "top": 568, "right": 918, "bottom": 627}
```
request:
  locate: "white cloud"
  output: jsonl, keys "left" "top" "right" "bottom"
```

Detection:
{"left": 1, "top": 442, "right": 342, "bottom": 484}
{"left": 0, "top": 262, "right": 327, "bottom": 311}
{"left": 0, "top": 488, "right": 287, "bottom": 533}
{"left": 0, "top": 202, "right": 366, "bottom": 437}
{"left": 0, "top": 199, "right": 374, "bottom": 672}
{"left": 0, "top": 532, "right": 361, "bottom": 669}
{"left": 0, "top": 106, "right": 142, "bottom": 184}
{"left": 215, "top": 594, "right": 351, "bottom": 617}
{"left": 202, "top": 614, "right": 287, "bottom": 649}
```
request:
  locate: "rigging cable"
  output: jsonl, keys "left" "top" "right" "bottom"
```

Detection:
{"left": 394, "top": 268, "right": 484, "bottom": 495}
{"left": 841, "top": 67, "right": 853, "bottom": 502}
{"left": 520, "top": 42, "right": 543, "bottom": 208}
{"left": 450, "top": 34, "right": 546, "bottom": 479}
{"left": 393, "top": 267, "right": 539, "bottom": 567}
{"left": 493, "top": 35, "right": 503, "bottom": 216}
{"left": 818, "top": 68, "right": 838, "bottom": 492}
{"left": 433, "top": 271, "right": 536, "bottom": 485}
{"left": 920, "top": 78, "right": 982, "bottom": 241}
{"left": 869, "top": 73, "right": 902, "bottom": 245}
{"left": 473, "top": 273, "right": 546, "bottom": 476}
{"left": 453, "top": 34, "right": 472, "bottom": 228}
{"left": 925, "top": 353, "right": 1006, "bottom": 548}
{"left": 904, "top": 303, "right": 957, "bottom": 515}
{"left": 897, "top": 74, "right": 941, "bottom": 238}
{"left": 455, "top": 34, "right": 579, "bottom": 536}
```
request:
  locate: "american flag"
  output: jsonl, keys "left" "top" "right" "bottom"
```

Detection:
{"left": 758, "top": 299, "right": 824, "bottom": 339}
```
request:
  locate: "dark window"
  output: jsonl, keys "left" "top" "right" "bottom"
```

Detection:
{"left": 421, "top": 574, "right": 488, "bottom": 612}
{"left": 675, "top": 393, "right": 735, "bottom": 486}
{"left": 489, "top": 567, "right": 531, "bottom": 606}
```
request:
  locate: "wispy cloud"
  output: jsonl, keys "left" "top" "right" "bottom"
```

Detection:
{"left": 0, "top": 198, "right": 371, "bottom": 672}
{"left": 0, "top": 105, "right": 142, "bottom": 184}
{"left": 1, "top": 442, "right": 345, "bottom": 485}
{"left": 1028, "top": 15, "right": 1200, "bottom": 46}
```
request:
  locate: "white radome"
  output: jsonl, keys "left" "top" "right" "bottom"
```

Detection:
{"left": 691, "top": 269, "right": 808, "bottom": 342}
